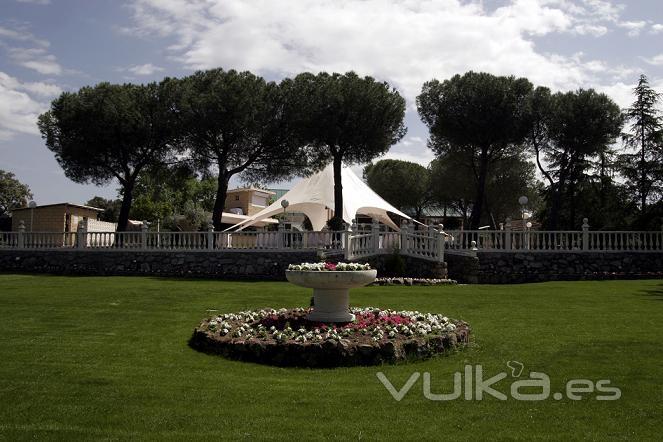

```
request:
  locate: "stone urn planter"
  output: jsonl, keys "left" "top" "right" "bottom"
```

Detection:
{"left": 285, "top": 270, "right": 377, "bottom": 322}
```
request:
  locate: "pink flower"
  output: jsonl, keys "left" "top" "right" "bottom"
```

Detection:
{"left": 324, "top": 262, "right": 337, "bottom": 271}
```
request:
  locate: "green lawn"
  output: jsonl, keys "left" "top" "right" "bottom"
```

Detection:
{"left": 0, "top": 275, "right": 662, "bottom": 440}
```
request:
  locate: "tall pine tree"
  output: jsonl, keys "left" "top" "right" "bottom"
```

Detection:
{"left": 619, "top": 74, "right": 663, "bottom": 211}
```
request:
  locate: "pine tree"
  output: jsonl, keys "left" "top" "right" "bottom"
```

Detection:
{"left": 619, "top": 75, "right": 663, "bottom": 211}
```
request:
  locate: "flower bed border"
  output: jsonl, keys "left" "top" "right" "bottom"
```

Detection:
{"left": 370, "top": 277, "right": 458, "bottom": 286}
{"left": 190, "top": 308, "right": 470, "bottom": 368}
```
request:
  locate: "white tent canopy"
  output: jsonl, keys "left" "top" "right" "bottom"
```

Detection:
{"left": 227, "top": 164, "right": 412, "bottom": 231}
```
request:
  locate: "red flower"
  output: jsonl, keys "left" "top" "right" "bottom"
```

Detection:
{"left": 324, "top": 262, "right": 337, "bottom": 271}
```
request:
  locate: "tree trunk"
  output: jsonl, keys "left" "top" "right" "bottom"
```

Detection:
{"left": 469, "top": 148, "right": 489, "bottom": 229}
{"left": 547, "top": 177, "right": 567, "bottom": 231}
{"left": 331, "top": 155, "right": 344, "bottom": 230}
{"left": 640, "top": 119, "right": 647, "bottom": 211}
{"left": 117, "top": 182, "right": 134, "bottom": 232}
{"left": 569, "top": 181, "right": 576, "bottom": 229}
{"left": 212, "top": 172, "right": 230, "bottom": 231}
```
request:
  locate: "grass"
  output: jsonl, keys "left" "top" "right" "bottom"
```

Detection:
{"left": 0, "top": 275, "right": 662, "bottom": 440}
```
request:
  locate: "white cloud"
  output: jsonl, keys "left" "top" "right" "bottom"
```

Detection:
{"left": 367, "top": 135, "right": 435, "bottom": 168}
{"left": 8, "top": 47, "right": 62, "bottom": 75}
{"left": 580, "top": 0, "right": 622, "bottom": 22}
{"left": 16, "top": 0, "right": 51, "bottom": 4}
{"left": 0, "top": 25, "right": 62, "bottom": 75}
{"left": 126, "top": 63, "right": 164, "bottom": 76}
{"left": 19, "top": 81, "right": 61, "bottom": 97}
{"left": 642, "top": 54, "right": 663, "bottom": 66}
{"left": 125, "top": 0, "right": 630, "bottom": 104}
{"left": 573, "top": 24, "right": 608, "bottom": 36}
{"left": 0, "top": 71, "right": 57, "bottom": 140}
{"left": 595, "top": 82, "right": 633, "bottom": 109}
{"left": 651, "top": 23, "right": 663, "bottom": 34}
{"left": 618, "top": 20, "right": 647, "bottom": 37}
{"left": 0, "top": 25, "right": 49, "bottom": 47}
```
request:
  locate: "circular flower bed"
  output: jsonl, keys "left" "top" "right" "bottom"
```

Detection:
{"left": 190, "top": 307, "right": 470, "bottom": 367}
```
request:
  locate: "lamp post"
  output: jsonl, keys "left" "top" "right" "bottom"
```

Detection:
{"left": 281, "top": 199, "right": 289, "bottom": 225}
{"left": 280, "top": 200, "right": 289, "bottom": 247}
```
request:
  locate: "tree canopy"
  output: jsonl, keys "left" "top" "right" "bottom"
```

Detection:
{"left": 417, "top": 72, "right": 534, "bottom": 229}
{"left": 86, "top": 196, "right": 122, "bottom": 223}
{"left": 286, "top": 71, "right": 406, "bottom": 229}
{"left": 430, "top": 152, "right": 541, "bottom": 228}
{"left": 0, "top": 170, "right": 33, "bottom": 217}
{"left": 129, "top": 164, "right": 216, "bottom": 229}
{"left": 38, "top": 69, "right": 662, "bottom": 233}
{"left": 38, "top": 82, "right": 181, "bottom": 230}
{"left": 363, "top": 159, "right": 431, "bottom": 220}
{"left": 176, "top": 68, "right": 300, "bottom": 230}
{"left": 529, "top": 88, "right": 623, "bottom": 229}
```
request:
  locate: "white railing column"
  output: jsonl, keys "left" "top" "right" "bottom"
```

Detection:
{"left": 345, "top": 220, "right": 357, "bottom": 260}
{"left": 371, "top": 218, "right": 380, "bottom": 254}
{"left": 582, "top": 218, "right": 589, "bottom": 251}
{"left": 277, "top": 223, "right": 285, "bottom": 249}
{"left": 437, "top": 224, "right": 445, "bottom": 262}
{"left": 141, "top": 220, "right": 148, "bottom": 250}
{"left": 207, "top": 223, "right": 214, "bottom": 250}
{"left": 77, "top": 220, "right": 86, "bottom": 249}
{"left": 400, "top": 220, "right": 408, "bottom": 254}
{"left": 505, "top": 218, "right": 512, "bottom": 250}
{"left": 18, "top": 220, "right": 25, "bottom": 249}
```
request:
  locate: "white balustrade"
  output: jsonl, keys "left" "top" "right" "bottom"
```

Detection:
{"left": 2, "top": 218, "right": 662, "bottom": 260}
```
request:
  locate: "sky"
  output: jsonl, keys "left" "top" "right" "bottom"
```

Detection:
{"left": 1, "top": 0, "right": 663, "bottom": 205}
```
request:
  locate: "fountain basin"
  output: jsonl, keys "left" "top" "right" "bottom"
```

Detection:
{"left": 285, "top": 270, "right": 377, "bottom": 322}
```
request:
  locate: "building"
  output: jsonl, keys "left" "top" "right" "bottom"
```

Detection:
{"left": 417, "top": 206, "right": 466, "bottom": 229}
{"left": 224, "top": 188, "right": 275, "bottom": 217}
{"left": 11, "top": 203, "right": 104, "bottom": 232}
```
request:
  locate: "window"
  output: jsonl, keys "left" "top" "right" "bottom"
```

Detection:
{"left": 252, "top": 194, "right": 267, "bottom": 207}
{"left": 235, "top": 195, "right": 240, "bottom": 201}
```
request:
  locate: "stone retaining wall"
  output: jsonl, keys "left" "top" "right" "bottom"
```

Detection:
{"left": 356, "top": 254, "right": 447, "bottom": 279}
{"left": 445, "top": 253, "right": 479, "bottom": 284}
{"left": 0, "top": 250, "right": 317, "bottom": 280}
{"left": 476, "top": 251, "right": 663, "bottom": 283}
{"left": 1, "top": 249, "right": 661, "bottom": 283}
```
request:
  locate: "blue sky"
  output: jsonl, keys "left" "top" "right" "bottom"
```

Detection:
{"left": 1, "top": 0, "right": 662, "bottom": 205}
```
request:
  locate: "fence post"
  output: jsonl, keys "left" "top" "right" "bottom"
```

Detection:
{"left": 18, "top": 220, "right": 25, "bottom": 249}
{"left": 278, "top": 222, "right": 285, "bottom": 249}
{"left": 345, "top": 220, "right": 357, "bottom": 260}
{"left": 582, "top": 218, "right": 589, "bottom": 251}
{"left": 505, "top": 217, "right": 512, "bottom": 250}
{"left": 141, "top": 220, "right": 148, "bottom": 250}
{"left": 207, "top": 223, "right": 214, "bottom": 251}
{"left": 371, "top": 218, "right": 380, "bottom": 254}
{"left": 77, "top": 220, "right": 86, "bottom": 249}
{"left": 437, "top": 224, "right": 445, "bottom": 262}
{"left": 400, "top": 220, "right": 408, "bottom": 254}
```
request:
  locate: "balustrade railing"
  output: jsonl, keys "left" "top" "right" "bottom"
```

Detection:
{"left": 3, "top": 218, "right": 662, "bottom": 261}
{"left": 0, "top": 232, "right": 19, "bottom": 249}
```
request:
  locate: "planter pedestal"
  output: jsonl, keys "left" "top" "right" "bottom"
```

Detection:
{"left": 285, "top": 270, "right": 377, "bottom": 323}
{"left": 307, "top": 288, "right": 355, "bottom": 322}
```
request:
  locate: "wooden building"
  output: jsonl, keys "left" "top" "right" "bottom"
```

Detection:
{"left": 11, "top": 203, "right": 104, "bottom": 232}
